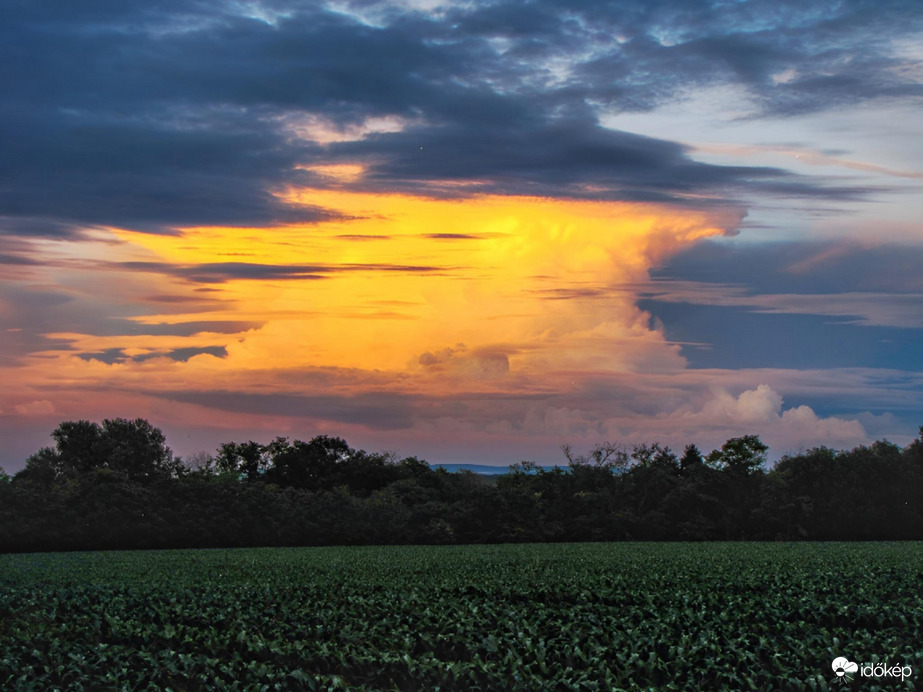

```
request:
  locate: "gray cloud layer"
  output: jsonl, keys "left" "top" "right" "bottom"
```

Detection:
{"left": 3, "top": 0, "right": 919, "bottom": 237}
{"left": 642, "top": 239, "right": 923, "bottom": 371}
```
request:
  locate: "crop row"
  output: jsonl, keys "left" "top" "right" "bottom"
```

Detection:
{"left": 1, "top": 543, "right": 921, "bottom": 690}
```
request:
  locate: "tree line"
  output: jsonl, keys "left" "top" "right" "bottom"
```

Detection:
{"left": 1, "top": 418, "right": 921, "bottom": 551}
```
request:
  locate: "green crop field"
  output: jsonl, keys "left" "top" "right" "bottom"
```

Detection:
{"left": 1, "top": 543, "right": 920, "bottom": 691}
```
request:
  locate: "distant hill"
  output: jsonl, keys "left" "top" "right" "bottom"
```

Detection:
{"left": 431, "top": 463, "right": 564, "bottom": 475}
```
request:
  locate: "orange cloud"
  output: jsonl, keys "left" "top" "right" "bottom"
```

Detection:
{"left": 104, "top": 191, "right": 738, "bottom": 382}
{"left": 2, "top": 190, "right": 748, "bottom": 456}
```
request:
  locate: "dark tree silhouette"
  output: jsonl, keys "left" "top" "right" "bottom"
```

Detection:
{"left": 679, "top": 444, "right": 704, "bottom": 473}
{"left": 19, "top": 418, "right": 175, "bottom": 484}
{"left": 706, "top": 435, "right": 768, "bottom": 475}
{"left": 3, "top": 420, "right": 923, "bottom": 551}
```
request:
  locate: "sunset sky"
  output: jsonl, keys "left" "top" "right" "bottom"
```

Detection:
{"left": 2, "top": 0, "right": 922, "bottom": 471}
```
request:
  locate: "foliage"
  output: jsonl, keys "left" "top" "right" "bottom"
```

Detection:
{"left": 19, "top": 418, "right": 176, "bottom": 485}
{"left": 3, "top": 420, "right": 923, "bottom": 550}
{"left": 706, "top": 435, "right": 769, "bottom": 475}
{"left": 562, "top": 441, "right": 629, "bottom": 471}
{"left": 679, "top": 444, "right": 704, "bottom": 472}
{"left": 0, "top": 543, "right": 919, "bottom": 691}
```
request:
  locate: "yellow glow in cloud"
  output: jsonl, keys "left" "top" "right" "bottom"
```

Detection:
{"left": 103, "top": 191, "right": 738, "bottom": 390}
{"left": 0, "top": 188, "right": 753, "bottom": 452}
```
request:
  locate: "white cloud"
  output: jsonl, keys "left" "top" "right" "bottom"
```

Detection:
{"left": 688, "top": 384, "right": 866, "bottom": 453}
{"left": 701, "top": 384, "right": 782, "bottom": 424}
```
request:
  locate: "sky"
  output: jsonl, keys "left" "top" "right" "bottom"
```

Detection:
{"left": 2, "top": 0, "right": 922, "bottom": 472}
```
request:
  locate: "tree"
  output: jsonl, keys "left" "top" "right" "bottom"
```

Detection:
{"left": 52, "top": 420, "right": 104, "bottom": 474}
{"left": 704, "top": 435, "right": 769, "bottom": 539}
{"left": 901, "top": 426, "right": 923, "bottom": 464}
{"left": 216, "top": 440, "right": 267, "bottom": 481}
{"left": 624, "top": 448, "right": 683, "bottom": 538}
{"left": 181, "top": 450, "right": 215, "bottom": 476}
{"left": 631, "top": 443, "right": 679, "bottom": 471}
{"left": 562, "top": 442, "right": 629, "bottom": 471}
{"left": 26, "top": 418, "right": 175, "bottom": 483}
{"left": 771, "top": 447, "right": 839, "bottom": 538}
{"left": 97, "top": 418, "right": 175, "bottom": 481}
{"left": 679, "top": 444, "right": 704, "bottom": 473}
{"left": 265, "top": 436, "right": 353, "bottom": 489}
{"left": 397, "top": 456, "right": 432, "bottom": 479}
{"left": 18, "top": 447, "right": 63, "bottom": 485}
{"left": 706, "top": 435, "right": 768, "bottom": 475}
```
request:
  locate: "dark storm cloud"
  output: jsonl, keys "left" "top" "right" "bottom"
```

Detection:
{"left": 2, "top": 0, "right": 919, "bottom": 237}
{"left": 0, "top": 284, "right": 258, "bottom": 337}
{"left": 107, "top": 321, "right": 263, "bottom": 337}
{"left": 0, "top": 253, "right": 41, "bottom": 267}
{"left": 571, "top": 10, "right": 923, "bottom": 116}
{"left": 142, "top": 294, "right": 224, "bottom": 305}
{"left": 640, "top": 300, "right": 923, "bottom": 371}
{"left": 641, "top": 238, "right": 923, "bottom": 370}
{"left": 0, "top": 286, "right": 79, "bottom": 364}
{"left": 335, "top": 117, "right": 873, "bottom": 203}
{"left": 0, "top": 2, "right": 396, "bottom": 235}
{"left": 0, "top": 217, "right": 101, "bottom": 240}
{"left": 651, "top": 240, "right": 923, "bottom": 295}
{"left": 477, "top": 0, "right": 923, "bottom": 115}
{"left": 164, "top": 346, "right": 228, "bottom": 361}
{"left": 531, "top": 287, "right": 610, "bottom": 301}
{"left": 0, "top": 278, "right": 261, "bottom": 363}
{"left": 80, "top": 346, "right": 228, "bottom": 363}
{"left": 77, "top": 348, "right": 127, "bottom": 365}
{"left": 335, "top": 235, "right": 393, "bottom": 241}
{"left": 114, "top": 260, "right": 446, "bottom": 283}
{"left": 0, "top": 331, "right": 76, "bottom": 366}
